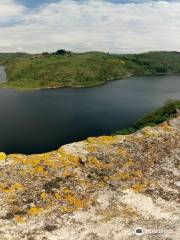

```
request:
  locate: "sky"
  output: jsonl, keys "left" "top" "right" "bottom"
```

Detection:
{"left": 0, "top": 0, "right": 180, "bottom": 53}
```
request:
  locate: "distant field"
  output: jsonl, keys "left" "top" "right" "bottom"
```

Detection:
{"left": 0, "top": 51, "right": 180, "bottom": 90}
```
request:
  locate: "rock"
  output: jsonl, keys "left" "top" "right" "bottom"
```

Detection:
{"left": 0, "top": 116, "right": 179, "bottom": 240}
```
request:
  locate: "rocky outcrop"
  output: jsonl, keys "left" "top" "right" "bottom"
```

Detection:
{"left": 0, "top": 115, "right": 180, "bottom": 240}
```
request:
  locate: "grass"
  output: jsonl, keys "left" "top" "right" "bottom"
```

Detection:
{"left": 0, "top": 51, "right": 180, "bottom": 90}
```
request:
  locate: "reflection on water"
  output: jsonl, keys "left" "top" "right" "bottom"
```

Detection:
{"left": 0, "top": 74, "right": 179, "bottom": 154}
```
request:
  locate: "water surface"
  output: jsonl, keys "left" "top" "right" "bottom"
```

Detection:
{"left": 0, "top": 74, "right": 179, "bottom": 154}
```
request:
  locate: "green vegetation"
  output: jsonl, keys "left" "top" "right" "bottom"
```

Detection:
{"left": 113, "top": 100, "right": 180, "bottom": 135}
{"left": 0, "top": 51, "right": 180, "bottom": 90}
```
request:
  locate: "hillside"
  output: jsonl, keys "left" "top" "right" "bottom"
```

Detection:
{"left": 0, "top": 112, "right": 179, "bottom": 239}
{"left": 0, "top": 51, "right": 180, "bottom": 90}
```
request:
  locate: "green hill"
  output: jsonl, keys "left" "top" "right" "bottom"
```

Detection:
{"left": 0, "top": 51, "right": 180, "bottom": 90}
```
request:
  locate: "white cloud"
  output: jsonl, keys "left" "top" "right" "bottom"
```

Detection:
{"left": 0, "top": 0, "right": 25, "bottom": 23}
{"left": 0, "top": 0, "right": 180, "bottom": 53}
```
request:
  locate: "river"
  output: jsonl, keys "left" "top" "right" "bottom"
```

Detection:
{"left": 0, "top": 74, "right": 179, "bottom": 154}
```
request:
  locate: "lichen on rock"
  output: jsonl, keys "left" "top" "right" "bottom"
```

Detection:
{"left": 0, "top": 115, "right": 179, "bottom": 240}
{"left": 0, "top": 152, "right": 6, "bottom": 161}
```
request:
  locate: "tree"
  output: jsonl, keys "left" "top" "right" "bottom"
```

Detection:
{"left": 55, "top": 49, "right": 67, "bottom": 55}
{"left": 55, "top": 49, "right": 71, "bottom": 56}
{"left": 42, "top": 52, "right": 49, "bottom": 56}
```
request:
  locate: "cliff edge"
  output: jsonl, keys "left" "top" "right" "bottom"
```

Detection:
{"left": 0, "top": 115, "right": 180, "bottom": 240}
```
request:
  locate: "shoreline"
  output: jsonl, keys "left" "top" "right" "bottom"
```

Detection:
{"left": 0, "top": 72, "right": 180, "bottom": 92}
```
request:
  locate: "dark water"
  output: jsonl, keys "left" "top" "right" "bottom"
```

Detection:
{"left": 0, "top": 74, "right": 179, "bottom": 154}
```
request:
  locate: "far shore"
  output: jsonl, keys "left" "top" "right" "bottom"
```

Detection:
{"left": 0, "top": 72, "right": 180, "bottom": 92}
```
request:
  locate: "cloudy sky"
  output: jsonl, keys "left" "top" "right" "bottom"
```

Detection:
{"left": 0, "top": 0, "right": 180, "bottom": 53}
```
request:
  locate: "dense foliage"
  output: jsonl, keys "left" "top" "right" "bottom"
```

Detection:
{"left": 0, "top": 51, "right": 180, "bottom": 90}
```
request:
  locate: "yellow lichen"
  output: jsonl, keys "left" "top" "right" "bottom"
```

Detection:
{"left": 15, "top": 216, "right": 26, "bottom": 223}
{"left": 55, "top": 193, "right": 61, "bottom": 200}
{"left": 87, "top": 137, "right": 97, "bottom": 143}
{"left": 9, "top": 183, "right": 24, "bottom": 192}
{"left": 111, "top": 172, "right": 130, "bottom": 181}
{"left": 98, "top": 136, "right": 115, "bottom": 143}
{"left": 87, "top": 144, "right": 97, "bottom": 152}
{"left": 125, "top": 160, "right": 134, "bottom": 167}
{"left": 116, "top": 147, "right": 128, "bottom": 157}
{"left": 28, "top": 206, "right": 43, "bottom": 216}
{"left": 87, "top": 136, "right": 117, "bottom": 144}
{"left": 0, "top": 152, "right": 6, "bottom": 161}
{"left": 133, "top": 170, "right": 143, "bottom": 178}
{"left": 34, "top": 165, "right": 47, "bottom": 175}
{"left": 59, "top": 206, "right": 71, "bottom": 213}
{"left": 88, "top": 156, "right": 103, "bottom": 169}
{"left": 132, "top": 183, "right": 146, "bottom": 192}
{"left": 98, "top": 203, "right": 140, "bottom": 223}
{"left": 65, "top": 194, "right": 87, "bottom": 210}
{"left": 41, "top": 192, "right": 47, "bottom": 201}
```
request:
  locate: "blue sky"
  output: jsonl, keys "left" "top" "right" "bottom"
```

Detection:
{"left": 0, "top": 0, "right": 180, "bottom": 53}
{"left": 17, "top": 0, "right": 58, "bottom": 8}
{"left": 17, "top": 0, "right": 176, "bottom": 8}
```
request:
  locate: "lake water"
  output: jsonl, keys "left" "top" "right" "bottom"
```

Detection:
{"left": 0, "top": 74, "right": 179, "bottom": 154}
